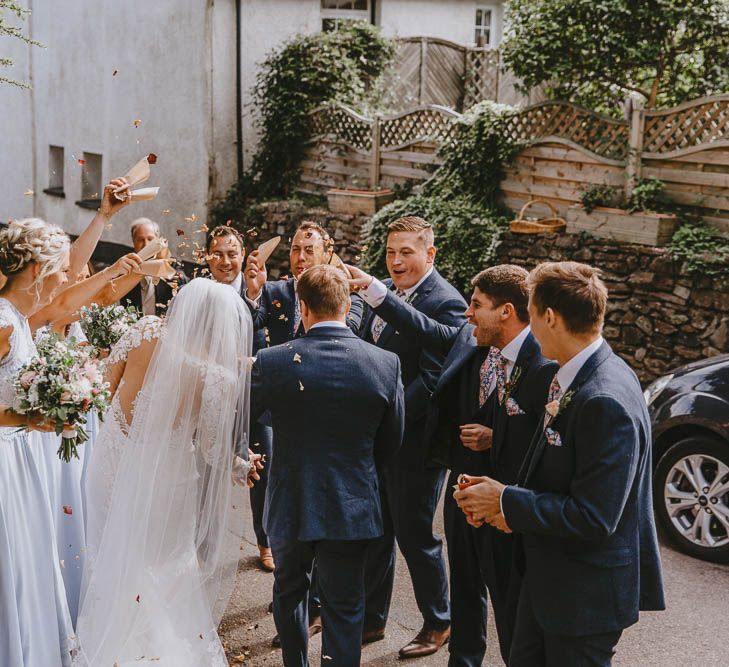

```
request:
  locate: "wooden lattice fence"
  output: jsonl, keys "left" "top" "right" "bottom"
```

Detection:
{"left": 387, "top": 37, "right": 500, "bottom": 112}
{"left": 300, "top": 95, "right": 729, "bottom": 236}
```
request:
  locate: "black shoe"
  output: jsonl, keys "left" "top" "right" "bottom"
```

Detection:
{"left": 272, "top": 615, "right": 322, "bottom": 649}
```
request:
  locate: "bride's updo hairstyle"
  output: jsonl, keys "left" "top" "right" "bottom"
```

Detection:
{"left": 0, "top": 218, "right": 70, "bottom": 288}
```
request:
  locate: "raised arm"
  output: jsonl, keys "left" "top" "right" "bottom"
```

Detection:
{"left": 68, "top": 178, "right": 131, "bottom": 281}
{"left": 29, "top": 254, "right": 142, "bottom": 332}
{"left": 347, "top": 265, "right": 462, "bottom": 355}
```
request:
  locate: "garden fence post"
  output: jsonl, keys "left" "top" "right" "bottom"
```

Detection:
{"left": 419, "top": 38, "right": 428, "bottom": 105}
{"left": 370, "top": 115, "right": 381, "bottom": 189}
{"left": 626, "top": 99, "right": 645, "bottom": 198}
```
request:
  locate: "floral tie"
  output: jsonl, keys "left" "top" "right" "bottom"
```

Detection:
{"left": 371, "top": 289, "right": 407, "bottom": 343}
{"left": 478, "top": 347, "right": 501, "bottom": 407}
{"left": 544, "top": 376, "right": 563, "bottom": 427}
{"left": 495, "top": 353, "right": 508, "bottom": 403}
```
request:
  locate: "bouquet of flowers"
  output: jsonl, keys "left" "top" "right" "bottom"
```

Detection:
{"left": 79, "top": 302, "right": 139, "bottom": 352}
{"left": 12, "top": 335, "right": 112, "bottom": 461}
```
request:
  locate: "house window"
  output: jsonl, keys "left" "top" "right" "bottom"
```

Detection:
{"left": 44, "top": 145, "right": 65, "bottom": 197}
{"left": 474, "top": 6, "right": 494, "bottom": 46}
{"left": 76, "top": 151, "right": 102, "bottom": 209}
{"left": 321, "top": 0, "right": 370, "bottom": 32}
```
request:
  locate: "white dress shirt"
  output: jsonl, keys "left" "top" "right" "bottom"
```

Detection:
{"left": 359, "top": 267, "right": 434, "bottom": 308}
{"left": 309, "top": 320, "right": 348, "bottom": 330}
{"left": 553, "top": 336, "right": 604, "bottom": 395}
{"left": 229, "top": 272, "right": 243, "bottom": 295}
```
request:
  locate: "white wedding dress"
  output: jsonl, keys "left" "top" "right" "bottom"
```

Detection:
{"left": 74, "top": 279, "right": 253, "bottom": 667}
{"left": 0, "top": 298, "right": 77, "bottom": 666}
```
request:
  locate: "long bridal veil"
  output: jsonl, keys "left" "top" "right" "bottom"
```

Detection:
{"left": 74, "top": 279, "right": 253, "bottom": 666}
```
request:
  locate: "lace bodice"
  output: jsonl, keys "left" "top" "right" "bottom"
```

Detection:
{"left": 108, "top": 315, "right": 165, "bottom": 366}
{"left": 0, "top": 298, "right": 36, "bottom": 406}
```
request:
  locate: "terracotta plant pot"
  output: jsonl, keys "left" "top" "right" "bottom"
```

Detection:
{"left": 566, "top": 204, "right": 678, "bottom": 246}
{"left": 327, "top": 188, "right": 395, "bottom": 216}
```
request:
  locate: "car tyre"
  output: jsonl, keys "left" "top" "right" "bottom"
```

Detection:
{"left": 654, "top": 435, "right": 729, "bottom": 563}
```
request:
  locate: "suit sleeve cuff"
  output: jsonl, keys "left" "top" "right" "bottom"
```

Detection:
{"left": 244, "top": 290, "right": 262, "bottom": 309}
{"left": 359, "top": 278, "right": 388, "bottom": 307}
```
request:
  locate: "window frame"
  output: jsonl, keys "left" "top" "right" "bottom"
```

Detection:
{"left": 321, "top": 0, "right": 371, "bottom": 31}
{"left": 474, "top": 4, "right": 496, "bottom": 47}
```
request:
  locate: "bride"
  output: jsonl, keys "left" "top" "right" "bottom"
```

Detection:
{"left": 75, "top": 278, "right": 255, "bottom": 666}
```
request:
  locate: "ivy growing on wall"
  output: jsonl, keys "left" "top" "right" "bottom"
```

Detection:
{"left": 209, "top": 23, "right": 394, "bottom": 227}
{"left": 362, "top": 102, "right": 519, "bottom": 292}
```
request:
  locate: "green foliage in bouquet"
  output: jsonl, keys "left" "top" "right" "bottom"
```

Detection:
{"left": 210, "top": 23, "right": 394, "bottom": 226}
{"left": 79, "top": 303, "right": 140, "bottom": 352}
{"left": 502, "top": 0, "right": 729, "bottom": 117}
{"left": 362, "top": 102, "right": 517, "bottom": 292}
{"left": 12, "top": 334, "right": 111, "bottom": 461}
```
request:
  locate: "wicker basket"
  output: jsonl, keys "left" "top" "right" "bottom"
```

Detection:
{"left": 509, "top": 199, "right": 567, "bottom": 234}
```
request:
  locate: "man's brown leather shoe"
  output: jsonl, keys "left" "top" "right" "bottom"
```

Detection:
{"left": 398, "top": 625, "right": 450, "bottom": 659}
{"left": 361, "top": 627, "right": 386, "bottom": 645}
{"left": 259, "top": 546, "right": 275, "bottom": 572}
{"left": 272, "top": 615, "right": 322, "bottom": 648}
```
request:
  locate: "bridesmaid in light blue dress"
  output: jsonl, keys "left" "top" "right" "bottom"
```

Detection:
{"left": 0, "top": 219, "right": 77, "bottom": 666}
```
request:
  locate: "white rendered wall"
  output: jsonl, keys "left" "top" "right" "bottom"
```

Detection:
{"left": 1, "top": 0, "right": 237, "bottom": 257}
{"left": 379, "top": 0, "right": 504, "bottom": 46}
{"left": 239, "top": 0, "right": 321, "bottom": 169}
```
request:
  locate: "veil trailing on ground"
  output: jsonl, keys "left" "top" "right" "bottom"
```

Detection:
{"left": 74, "top": 279, "right": 253, "bottom": 666}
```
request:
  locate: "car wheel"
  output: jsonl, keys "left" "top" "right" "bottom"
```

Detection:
{"left": 654, "top": 436, "right": 729, "bottom": 563}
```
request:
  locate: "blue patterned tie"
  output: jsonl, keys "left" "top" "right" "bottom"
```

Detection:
{"left": 479, "top": 347, "right": 501, "bottom": 407}
{"left": 371, "top": 288, "right": 407, "bottom": 343}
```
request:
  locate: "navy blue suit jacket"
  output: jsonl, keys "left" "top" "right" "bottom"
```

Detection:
{"left": 502, "top": 342, "right": 666, "bottom": 636}
{"left": 488, "top": 332, "right": 558, "bottom": 485}
{"left": 248, "top": 278, "right": 364, "bottom": 345}
{"left": 251, "top": 325, "right": 405, "bottom": 542}
{"left": 369, "top": 289, "right": 479, "bottom": 469}
{"left": 361, "top": 270, "right": 466, "bottom": 469}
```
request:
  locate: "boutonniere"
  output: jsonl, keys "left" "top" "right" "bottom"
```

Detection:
{"left": 500, "top": 365, "right": 522, "bottom": 406}
{"left": 544, "top": 389, "right": 575, "bottom": 425}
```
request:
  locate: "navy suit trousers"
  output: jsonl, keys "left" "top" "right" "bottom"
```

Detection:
{"left": 364, "top": 463, "right": 450, "bottom": 631}
{"left": 509, "top": 584, "right": 622, "bottom": 667}
{"left": 270, "top": 536, "right": 370, "bottom": 667}
{"left": 249, "top": 421, "right": 273, "bottom": 548}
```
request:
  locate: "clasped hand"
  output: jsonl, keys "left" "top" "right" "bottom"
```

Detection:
{"left": 232, "top": 450, "right": 265, "bottom": 488}
{"left": 453, "top": 475, "right": 512, "bottom": 533}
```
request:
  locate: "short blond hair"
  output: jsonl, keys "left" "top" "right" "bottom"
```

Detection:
{"left": 528, "top": 261, "right": 608, "bottom": 334}
{"left": 297, "top": 264, "right": 349, "bottom": 317}
{"left": 387, "top": 216, "right": 434, "bottom": 247}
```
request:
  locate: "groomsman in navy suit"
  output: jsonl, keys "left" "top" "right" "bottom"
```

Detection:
{"left": 244, "top": 220, "right": 364, "bottom": 344}
{"left": 244, "top": 220, "right": 364, "bottom": 641}
{"left": 455, "top": 262, "right": 665, "bottom": 667}
{"left": 205, "top": 225, "right": 274, "bottom": 572}
{"left": 358, "top": 217, "right": 466, "bottom": 659}
{"left": 350, "top": 263, "right": 556, "bottom": 665}
{"left": 250, "top": 265, "right": 404, "bottom": 667}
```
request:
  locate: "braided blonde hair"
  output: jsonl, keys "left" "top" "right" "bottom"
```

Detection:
{"left": 0, "top": 218, "right": 70, "bottom": 288}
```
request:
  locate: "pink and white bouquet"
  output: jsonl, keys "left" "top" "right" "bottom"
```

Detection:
{"left": 12, "top": 335, "right": 111, "bottom": 461}
{"left": 79, "top": 302, "right": 140, "bottom": 353}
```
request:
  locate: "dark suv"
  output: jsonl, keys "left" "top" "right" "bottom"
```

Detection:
{"left": 645, "top": 354, "right": 729, "bottom": 563}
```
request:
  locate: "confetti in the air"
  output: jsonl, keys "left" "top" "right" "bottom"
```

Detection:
{"left": 176, "top": 228, "right": 185, "bottom": 236}
{"left": 78, "top": 158, "right": 86, "bottom": 166}
{"left": 112, "top": 68, "right": 119, "bottom": 76}
{"left": 133, "top": 119, "right": 142, "bottom": 128}
{"left": 23, "top": 189, "right": 33, "bottom": 197}
{"left": 299, "top": 381, "right": 304, "bottom": 391}
{"left": 63, "top": 505, "right": 73, "bottom": 515}
{"left": 293, "top": 353, "right": 302, "bottom": 363}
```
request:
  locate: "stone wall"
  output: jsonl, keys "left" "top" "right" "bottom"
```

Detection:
{"left": 244, "top": 200, "right": 729, "bottom": 384}
{"left": 497, "top": 232, "right": 729, "bottom": 383}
